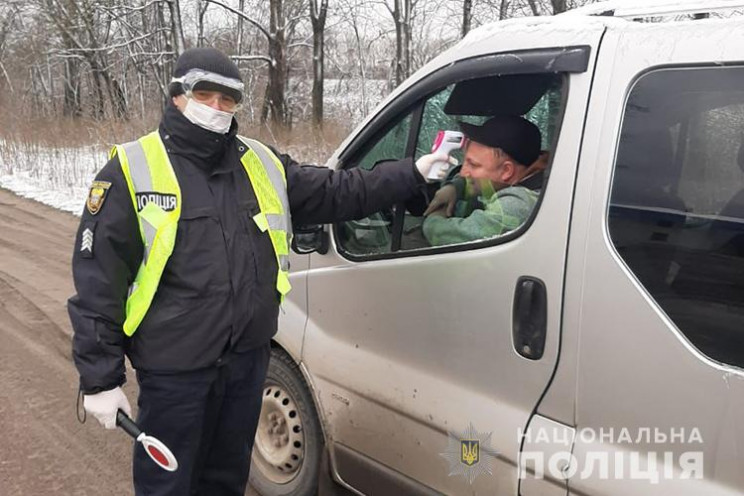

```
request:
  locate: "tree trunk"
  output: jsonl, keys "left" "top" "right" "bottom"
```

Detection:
{"left": 90, "top": 69, "right": 106, "bottom": 119}
{"left": 236, "top": 0, "right": 245, "bottom": 67}
{"left": 63, "top": 56, "right": 82, "bottom": 117}
{"left": 310, "top": 0, "right": 328, "bottom": 126}
{"left": 551, "top": 0, "right": 567, "bottom": 15}
{"left": 311, "top": 27, "right": 324, "bottom": 126}
{"left": 54, "top": 4, "right": 82, "bottom": 117}
{"left": 101, "top": 70, "right": 129, "bottom": 119}
{"left": 394, "top": 0, "right": 403, "bottom": 86}
{"left": 157, "top": 2, "right": 175, "bottom": 92}
{"left": 462, "top": 0, "right": 472, "bottom": 37}
{"left": 33, "top": 64, "right": 52, "bottom": 117}
{"left": 351, "top": 19, "right": 368, "bottom": 115}
{"left": 167, "top": 0, "right": 185, "bottom": 56}
{"left": 262, "top": 0, "right": 288, "bottom": 128}
{"left": 197, "top": 0, "right": 208, "bottom": 47}
{"left": 393, "top": 0, "right": 411, "bottom": 87}
{"left": 404, "top": 4, "right": 412, "bottom": 81}
{"left": 499, "top": 0, "right": 509, "bottom": 20}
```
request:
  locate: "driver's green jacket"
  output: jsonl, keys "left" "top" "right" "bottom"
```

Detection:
{"left": 423, "top": 180, "right": 538, "bottom": 247}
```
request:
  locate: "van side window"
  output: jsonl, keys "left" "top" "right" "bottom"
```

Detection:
{"left": 608, "top": 66, "right": 744, "bottom": 369}
{"left": 357, "top": 115, "right": 412, "bottom": 171}
{"left": 336, "top": 73, "right": 566, "bottom": 258}
{"left": 336, "top": 115, "right": 412, "bottom": 255}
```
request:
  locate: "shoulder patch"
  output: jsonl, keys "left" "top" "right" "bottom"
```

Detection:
{"left": 86, "top": 180, "right": 112, "bottom": 215}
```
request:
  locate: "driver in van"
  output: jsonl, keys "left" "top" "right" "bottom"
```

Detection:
{"left": 422, "top": 115, "right": 544, "bottom": 246}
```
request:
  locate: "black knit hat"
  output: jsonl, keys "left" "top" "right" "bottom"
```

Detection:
{"left": 168, "top": 47, "right": 243, "bottom": 103}
{"left": 460, "top": 115, "right": 541, "bottom": 166}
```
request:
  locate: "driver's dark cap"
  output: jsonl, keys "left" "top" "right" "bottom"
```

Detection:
{"left": 460, "top": 115, "right": 541, "bottom": 166}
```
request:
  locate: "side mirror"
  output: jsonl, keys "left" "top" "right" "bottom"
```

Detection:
{"left": 292, "top": 224, "right": 329, "bottom": 255}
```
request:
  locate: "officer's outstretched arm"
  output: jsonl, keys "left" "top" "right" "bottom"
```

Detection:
{"left": 281, "top": 156, "right": 426, "bottom": 226}
{"left": 68, "top": 155, "right": 143, "bottom": 394}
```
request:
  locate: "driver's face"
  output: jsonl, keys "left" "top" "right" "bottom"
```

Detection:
{"left": 459, "top": 141, "right": 504, "bottom": 182}
{"left": 460, "top": 140, "right": 525, "bottom": 196}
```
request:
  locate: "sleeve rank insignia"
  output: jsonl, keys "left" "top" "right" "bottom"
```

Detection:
{"left": 86, "top": 180, "right": 112, "bottom": 215}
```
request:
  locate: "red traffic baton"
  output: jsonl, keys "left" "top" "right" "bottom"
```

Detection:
{"left": 116, "top": 409, "right": 179, "bottom": 472}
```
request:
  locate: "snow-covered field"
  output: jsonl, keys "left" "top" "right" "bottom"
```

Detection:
{"left": 0, "top": 141, "right": 104, "bottom": 215}
{"left": 0, "top": 134, "right": 345, "bottom": 216}
{"left": 0, "top": 133, "right": 347, "bottom": 216}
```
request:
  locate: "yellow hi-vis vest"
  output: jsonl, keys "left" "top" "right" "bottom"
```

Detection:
{"left": 113, "top": 131, "right": 293, "bottom": 337}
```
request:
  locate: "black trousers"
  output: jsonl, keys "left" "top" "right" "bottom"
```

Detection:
{"left": 132, "top": 344, "right": 270, "bottom": 496}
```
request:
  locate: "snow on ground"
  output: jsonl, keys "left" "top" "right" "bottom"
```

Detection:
{"left": 0, "top": 137, "right": 339, "bottom": 216}
{"left": 0, "top": 142, "right": 105, "bottom": 216}
{"left": 0, "top": 170, "right": 90, "bottom": 215}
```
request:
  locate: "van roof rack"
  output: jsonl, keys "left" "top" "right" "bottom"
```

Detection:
{"left": 563, "top": 0, "right": 744, "bottom": 19}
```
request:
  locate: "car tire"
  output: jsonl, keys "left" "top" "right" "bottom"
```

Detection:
{"left": 249, "top": 347, "right": 323, "bottom": 496}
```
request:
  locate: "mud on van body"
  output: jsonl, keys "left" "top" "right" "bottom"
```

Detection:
{"left": 250, "top": 2, "right": 744, "bottom": 495}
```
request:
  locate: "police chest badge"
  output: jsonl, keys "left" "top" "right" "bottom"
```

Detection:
{"left": 86, "top": 180, "right": 112, "bottom": 215}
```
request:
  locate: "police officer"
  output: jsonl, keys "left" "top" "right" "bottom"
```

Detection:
{"left": 68, "top": 47, "right": 442, "bottom": 495}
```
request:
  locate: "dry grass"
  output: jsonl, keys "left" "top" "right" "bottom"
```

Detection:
{"left": 0, "top": 101, "right": 353, "bottom": 171}
{"left": 244, "top": 120, "right": 353, "bottom": 165}
{"left": 0, "top": 97, "right": 357, "bottom": 213}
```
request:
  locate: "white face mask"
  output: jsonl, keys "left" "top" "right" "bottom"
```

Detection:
{"left": 182, "top": 98, "right": 234, "bottom": 134}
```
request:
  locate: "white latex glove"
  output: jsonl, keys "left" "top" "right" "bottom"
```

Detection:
{"left": 83, "top": 386, "right": 132, "bottom": 430}
{"left": 415, "top": 152, "right": 451, "bottom": 182}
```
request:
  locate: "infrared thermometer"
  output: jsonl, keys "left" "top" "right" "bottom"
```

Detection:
{"left": 117, "top": 410, "right": 179, "bottom": 472}
{"left": 428, "top": 130, "right": 465, "bottom": 180}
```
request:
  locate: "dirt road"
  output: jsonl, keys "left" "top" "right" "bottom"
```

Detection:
{"left": 0, "top": 188, "right": 259, "bottom": 495}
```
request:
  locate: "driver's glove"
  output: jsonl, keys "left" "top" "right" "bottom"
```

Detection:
{"left": 424, "top": 184, "right": 458, "bottom": 217}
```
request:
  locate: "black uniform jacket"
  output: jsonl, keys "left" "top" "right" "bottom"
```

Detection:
{"left": 69, "top": 104, "right": 425, "bottom": 394}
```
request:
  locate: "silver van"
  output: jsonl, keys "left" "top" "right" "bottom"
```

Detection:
{"left": 250, "top": 2, "right": 744, "bottom": 495}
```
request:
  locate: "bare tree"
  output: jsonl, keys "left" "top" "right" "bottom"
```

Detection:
{"left": 236, "top": 0, "right": 245, "bottom": 63}
{"left": 0, "top": 3, "right": 21, "bottom": 93}
{"left": 462, "top": 0, "right": 473, "bottom": 37}
{"left": 205, "top": 0, "right": 299, "bottom": 128}
{"left": 42, "top": 0, "right": 129, "bottom": 118}
{"left": 166, "top": 0, "right": 185, "bottom": 57}
{"left": 551, "top": 0, "right": 567, "bottom": 14}
{"left": 499, "top": 0, "right": 509, "bottom": 19}
{"left": 264, "top": 0, "right": 288, "bottom": 125}
{"left": 197, "top": 0, "right": 209, "bottom": 47}
{"left": 387, "top": 0, "right": 414, "bottom": 86}
{"left": 309, "top": 0, "right": 328, "bottom": 125}
{"left": 1, "top": 0, "right": 611, "bottom": 136}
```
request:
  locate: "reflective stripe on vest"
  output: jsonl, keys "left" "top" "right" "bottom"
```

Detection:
{"left": 115, "top": 131, "right": 292, "bottom": 337}
{"left": 115, "top": 131, "right": 181, "bottom": 337}
{"left": 236, "top": 136, "right": 293, "bottom": 294}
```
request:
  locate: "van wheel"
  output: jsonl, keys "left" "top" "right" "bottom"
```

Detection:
{"left": 249, "top": 348, "right": 323, "bottom": 496}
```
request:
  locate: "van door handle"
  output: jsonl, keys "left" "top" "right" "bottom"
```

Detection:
{"left": 512, "top": 277, "right": 547, "bottom": 360}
